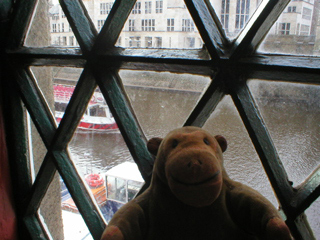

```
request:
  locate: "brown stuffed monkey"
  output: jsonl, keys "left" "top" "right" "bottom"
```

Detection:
{"left": 101, "top": 126, "right": 292, "bottom": 240}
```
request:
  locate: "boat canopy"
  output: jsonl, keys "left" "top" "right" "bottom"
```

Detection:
{"left": 105, "top": 162, "right": 144, "bottom": 183}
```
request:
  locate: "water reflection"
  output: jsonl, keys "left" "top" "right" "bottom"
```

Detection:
{"left": 69, "top": 132, "right": 131, "bottom": 175}
{"left": 249, "top": 80, "right": 320, "bottom": 187}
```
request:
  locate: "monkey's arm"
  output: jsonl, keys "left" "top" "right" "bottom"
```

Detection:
{"left": 225, "top": 180, "right": 292, "bottom": 240}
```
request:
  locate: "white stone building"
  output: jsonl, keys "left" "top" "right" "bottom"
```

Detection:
{"left": 269, "top": 0, "right": 315, "bottom": 36}
{"left": 210, "top": 0, "right": 261, "bottom": 38}
{"left": 210, "top": 0, "right": 316, "bottom": 38}
{"left": 49, "top": 0, "right": 203, "bottom": 49}
{"left": 49, "top": 0, "right": 318, "bottom": 49}
{"left": 49, "top": 3, "right": 78, "bottom": 46}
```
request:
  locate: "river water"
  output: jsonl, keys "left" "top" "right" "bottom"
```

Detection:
{"left": 67, "top": 73, "right": 319, "bottom": 237}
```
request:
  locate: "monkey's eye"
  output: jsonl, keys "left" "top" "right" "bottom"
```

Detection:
{"left": 203, "top": 138, "right": 210, "bottom": 145}
{"left": 172, "top": 139, "right": 179, "bottom": 148}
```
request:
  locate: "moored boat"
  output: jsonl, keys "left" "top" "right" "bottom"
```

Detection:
{"left": 102, "top": 162, "right": 145, "bottom": 222}
{"left": 61, "top": 173, "right": 107, "bottom": 213}
{"left": 54, "top": 84, "right": 118, "bottom": 132}
{"left": 60, "top": 162, "right": 145, "bottom": 222}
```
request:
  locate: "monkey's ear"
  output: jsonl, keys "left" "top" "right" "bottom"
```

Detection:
{"left": 147, "top": 137, "right": 163, "bottom": 156}
{"left": 215, "top": 135, "right": 227, "bottom": 152}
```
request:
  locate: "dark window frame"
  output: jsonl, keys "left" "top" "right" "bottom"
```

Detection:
{"left": 2, "top": 0, "right": 319, "bottom": 239}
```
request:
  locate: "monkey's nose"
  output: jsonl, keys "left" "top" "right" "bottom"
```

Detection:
{"left": 187, "top": 159, "right": 203, "bottom": 168}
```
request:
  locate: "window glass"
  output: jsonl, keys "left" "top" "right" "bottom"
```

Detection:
{"left": 83, "top": 0, "right": 116, "bottom": 33}
{"left": 128, "top": 180, "right": 144, "bottom": 201}
{"left": 248, "top": 80, "right": 320, "bottom": 186}
{"left": 203, "top": 96, "right": 278, "bottom": 206}
{"left": 115, "top": 178, "right": 127, "bottom": 202}
{"left": 305, "top": 198, "right": 320, "bottom": 238}
{"left": 106, "top": 176, "right": 116, "bottom": 200}
{"left": 209, "top": 0, "right": 263, "bottom": 39}
{"left": 31, "top": 67, "right": 83, "bottom": 128}
{"left": 62, "top": 209, "right": 93, "bottom": 240}
{"left": 60, "top": 179, "right": 93, "bottom": 239}
{"left": 120, "top": 70, "right": 211, "bottom": 138}
{"left": 38, "top": 175, "right": 64, "bottom": 239}
{"left": 25, "top": 1, "right": 78, "bottom": 47}
{"left": 258, "top": 0, "right": 319, "bottom": 55}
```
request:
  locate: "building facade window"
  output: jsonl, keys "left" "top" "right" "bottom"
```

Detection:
{"left": 142, "top": 19, "right": 155, "bottom": 31}
{"left": 69, "top": 36, "right": 74, "bottom": 46}
{"left": 300, "top": 24, "right": 310, "bottom": 35}
{"left": 278, "top": 23, "right": 290, "bottom": 35}
{"left": 52, "top": 24, "right": 57, "bottom": 33}
{"left": 132, "top": 2, "right": 141, "bottom": 14}
{"left": 302, "top": 7, "right": 312, "bottom": 20}
{"left": 98, "top": 20, "right": 106, "bottom": 31}
{"left": 221, "top": 0, "right": 230, "bottom": 30}
{"left": 100, "top": 2, "right": 113, "bottom": 15}
{"left": 155, "top": 37, "right": 162, "bottom": 47}
{"left": 156, "top": 0, "right": 163, "bottom": 13}
{"left": 129, "top": 19, "right": 135, "bottom": 31}
{"left": 61, "top": 23, "right": 64, "bottom": 32}
{"left": 145, "top": 36, "right": 152, "bottom": 48}
{"left": 167, "top": 19, "right": 174, "bottom": 31}
{"left": 52, "top": 13, "right": 59, "bottom": 20}
{"left": 145, "top": 1, "right": 152, "bottom": 14}
{"left": 182, "top": 19, "right": 195, "bottom": 32}
{"left": 235, "top": 0, "right": 250, "bottom": 29}
{"left": 61, "top": 36, "right": 67, "bottom": 45}
{"left": 288, "top": 6, "right": 297, "bottom": 13}
{"left": 186, "top": 37, "right": 195, "bottom": 48}
{"left": 129, "top": 36, "right": 141, "bottom": 47}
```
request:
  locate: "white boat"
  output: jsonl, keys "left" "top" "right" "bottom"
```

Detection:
{"left": 99, "top": 162, "right": 145, "bottom": 222}
{"left": 105, "top": 162, "right": 145, "bottom": 204}
{"left": 60, "top": 162, "right": 144, "bottom": 222}
{"left": 54, "top": 84, "right": 118, "bottom": 132}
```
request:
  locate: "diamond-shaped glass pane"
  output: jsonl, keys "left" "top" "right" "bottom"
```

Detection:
{"left": 115, "top": 0, "right": 204, "bottom": 49}
{"left": 209, "top": 0, "right": 263, "bottom": 39}
{"left": 26, "top": 1, "right": 79, "bottom": 47}
{"left": 258, "top": 0, "right": 319, "bottom": 56}
{"left": 203, "top": 95, "right": 278, "bottom": 206}
{"left": 119, "top": 70, "right": 211, "bottom": 139}
{"left": 248, "top": 79, "right": 320, "bottom": 186}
